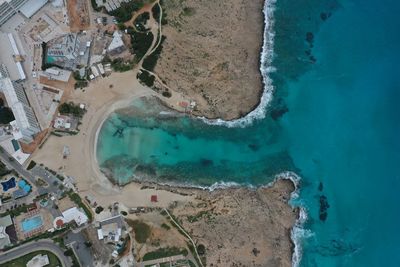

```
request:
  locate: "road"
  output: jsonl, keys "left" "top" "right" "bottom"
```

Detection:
{"left": 64, "top": 231, "right": 94, "bottom": 267}
{"left": 0, "top": 148, "right": 36, "bottom": 185}
{"left": 0, "top": 239, "right": 71, "bottom": 267}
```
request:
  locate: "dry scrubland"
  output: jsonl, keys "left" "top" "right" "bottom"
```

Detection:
{"left": 161, "top": 179, "right": 298, "bottom": 267}
{"left": 156, "top": 0, "right": 264, "bottom": 120}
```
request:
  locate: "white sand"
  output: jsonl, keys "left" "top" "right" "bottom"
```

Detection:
{"left": 31, "top": 71, "right": 193, "bottom": 208}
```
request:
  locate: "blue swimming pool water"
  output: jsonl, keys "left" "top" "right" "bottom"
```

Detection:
{"left": 1, "top": 177, "right": 16, "bottom": 192}
{"left": 21, "top": 215, "right": 43, "bottom": 233}
{"left": 97, "top": 0, "right": 400, "bottom": 265}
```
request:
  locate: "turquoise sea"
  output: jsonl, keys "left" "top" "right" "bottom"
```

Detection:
{"left": 97, "top": 0, "right": 400, "bottom": 266}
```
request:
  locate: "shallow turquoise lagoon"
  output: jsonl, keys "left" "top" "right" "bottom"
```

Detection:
{"left": 97, "top": 0, "right": 400, "bottom": 265}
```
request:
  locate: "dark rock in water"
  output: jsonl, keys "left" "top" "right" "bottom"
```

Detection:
{"left": 200, "top": 158, "right": 213, "bottom": 166}
{"left": 310, "top": 55, "right": 317, "bottom": 63}
{"left": 318, "top": 182, "right": 324, "bottom": 192}
{"left": 271, "top": 106, "right": 289, "bottom": 120}
{"left": 305, "top": 49, "right": 311, "bottom": 56}
{"left": 321, "top": 12, "right": 328, "bottom": 21}
{"left": 164, "top": 152, "right": 168, "bottom": 155}
{"left": 248, "top": 144, "right": 260, "bottom": 151}
{"left": 306, "top": 32, "right": 314, "bottom": 44}
{"left": 319, "top": 195, "right": 330, "bottom": 222}
{"left": 113, "top": 128, "right": 124, "bottom": 138}
{"left": 174, "top": 146, "right": 180, "bottom": 150}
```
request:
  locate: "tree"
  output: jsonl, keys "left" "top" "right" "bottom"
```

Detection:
{"left": 64, "top": 248, "right": 74, "bottom": 256}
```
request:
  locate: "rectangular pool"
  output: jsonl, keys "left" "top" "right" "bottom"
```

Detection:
{"left": 21, "top": 215, "right": 43, "bottom": 233}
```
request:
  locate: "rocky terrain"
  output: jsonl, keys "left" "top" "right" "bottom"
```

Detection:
{"left": 167, "top": 179, "right": 298, "bottom": 267}
{"left": 155, "top": 0, "right": 265, "bottom": 120}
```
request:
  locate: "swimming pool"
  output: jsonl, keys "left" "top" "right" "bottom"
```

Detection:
{"left": 21, "top": 215, "right": 43, "bottom": 233}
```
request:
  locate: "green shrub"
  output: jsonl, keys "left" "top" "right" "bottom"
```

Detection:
{"left": 27, "top": 160, "right": 37, "bottom": 170}
{"left": 131, "top": 31, "right": 154, "bottom": 61}
{"left": 142, "top": 35, "right": 166, "bottom": 71}
{"left": 137, "top": 70, "right": 155, "bottom": 87}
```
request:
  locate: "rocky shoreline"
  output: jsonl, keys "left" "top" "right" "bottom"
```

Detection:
{"left": 155, "top": 0, "right": 265, "bottom": 120}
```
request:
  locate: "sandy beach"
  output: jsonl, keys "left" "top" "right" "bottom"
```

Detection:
{"left": 31, "top": 70, "right": 194, "bottom": 207}
{"left": 30, "top": 68, "right": 299, "bottom": 266}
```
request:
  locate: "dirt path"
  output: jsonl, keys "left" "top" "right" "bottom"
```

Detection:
{"left": 148, "top": 1, "right": 163, "bottom": 55}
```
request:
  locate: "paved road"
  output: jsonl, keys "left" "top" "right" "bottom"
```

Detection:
{"left": 0, "top": 148, "right": 36, "bottom": 185}
{"left": 64, "top": 231, "right": 94, "bottom": 267}
{"left": 0, "top": 239, "right": 71, "bottom": 267}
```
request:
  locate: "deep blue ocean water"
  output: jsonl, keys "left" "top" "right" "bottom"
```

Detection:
{"left": 97, "top": 0, "right": 400, "bottom": 265}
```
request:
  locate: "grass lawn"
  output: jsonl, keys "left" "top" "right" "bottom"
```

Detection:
{"left": 2, "top": 250, "right": 61, "bottom": 267}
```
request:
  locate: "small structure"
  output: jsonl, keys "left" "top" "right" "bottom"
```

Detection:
{"left": 26, "top": 254, "right": 49, "bottom": 267}
{"left": 107, "top": 31, "right": 125, "bottom": 54}
{"left": 97, "top": 215, "right": 124, "bottom": 243}
{"left": 40, "top": 67, "right": 72, "bottom": 83}
{"left": 0, "top": 215, "right": 14, "bottom": 249}
{"left": 53, "top": 115, "right": 78, "bottom": 131}
{"left": 62, "top": 207, "right": 88, "bottom": 226}
{"left": 151, "top": 195, "right": 158, "bottom": 202}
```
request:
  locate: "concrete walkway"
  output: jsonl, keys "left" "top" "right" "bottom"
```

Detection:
{"left": 138, "top": 254, "right": 185, "bottom": 267}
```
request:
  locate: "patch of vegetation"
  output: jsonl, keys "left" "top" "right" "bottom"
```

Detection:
{"left": 161, "top": 223, "right": 170, "bottom": 230}
{"left": 162, "top": 91, "right": 171, "bottom": 98}
{"left": 2, "top": 250, "right": 61, "bottom": 267}
{"left": 131, "top": 31, "right": 154, "bottom": 62}
{"left": 0, "top": 98, "right": 14, "bottom": 124}
{"left": 187, "top": 210, "right": 210, "bottom": 223}
{"left": 110, "top": 58, "right": 135, "bottom": 72}
{"left": 0, "top": 160, "right": 10, "bottom": 177}
{"left": 90, "top": 0, "right": 103, "bottom": 12}
{"left": 59, "top": 102, "right": 85, "bottom": 118}
{"left": 143, "top": 247, "right": 188, "bottom": 261}
{"left": 137, "top": 69, "right": 155, "bottom": 87}
{"left": 152, "top": 1, "right": 167, "bottom": 25}
{"left": 182, "top": 7, "right": 196, "bottom": 16}
{"left": 27, "top": 160, "right": 37, "bottom": 170}
{"left": 142, "top": 35, "right": 166, "bottom": 71}
{"left": 126, "top": 219, "right": 151, "bottom": 243}
{"left": 109, "top": 0, "right": 146, "bottom": 23}
{"left": 134, "top": 12, "right": 150, "bottom": 31}
{"left": 0, "top": 203, "right": 30, "bottom": 218}
{"left": 95, "top": 206, "right": 104, "bottom": 214}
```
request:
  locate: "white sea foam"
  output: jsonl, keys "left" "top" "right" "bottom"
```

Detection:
{"left": 272, "top": 172, "right": 314, "bottom": 267}
{"left": 199, "top": 0, "right": 277, "bottom": 128}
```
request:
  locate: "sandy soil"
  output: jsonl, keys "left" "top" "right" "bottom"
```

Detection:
{"left": 154, "top": 0, "right": 265, "bottom": 120}
{"left": 67, "top": 0, "right": 91, "bottom": 32}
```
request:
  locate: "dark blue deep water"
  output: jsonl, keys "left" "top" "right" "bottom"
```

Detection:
{"left": 97, "top": 0, "right": 400, "bottom": 265}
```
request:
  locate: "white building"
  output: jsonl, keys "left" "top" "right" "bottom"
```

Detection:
{"left": 62, "top": 207, "right": 88, "bottom": 226}
{"left": 0, "top": 32, "right": 26, "bottom": 81}
{"left": 40, "top": 67, "right": 71, "bottom": 82}
{"left": 107, "top": 31, "right": 125, "bottom": 53}
{"left": 0, "top": 70, "right": 40, "bottom": 143}
{"left": 0, "top": 0, "right": 29, "bottom": 26}
{"left": 0, "top": 0, "right": 48, "bottom": 26}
